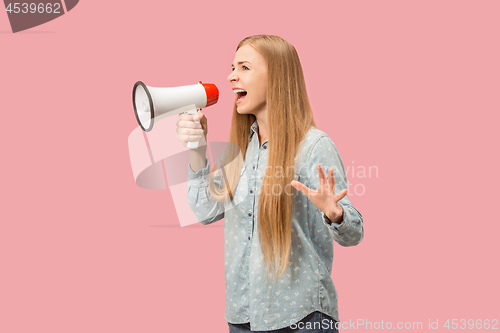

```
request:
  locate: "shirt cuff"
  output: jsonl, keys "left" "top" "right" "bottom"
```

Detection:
{"left": 187, "top": 159, "right": 211, "bottom": 185}
{"left": 322, "top": 203, "right": 350, "bottom": 234}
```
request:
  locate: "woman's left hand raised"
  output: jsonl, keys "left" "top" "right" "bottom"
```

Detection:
{"left": 290, "top": 163, "right": 348, "bottom": 224}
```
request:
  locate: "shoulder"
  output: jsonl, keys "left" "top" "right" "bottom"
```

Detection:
{"left": 293, "top": 127, "right": 344, "bottom": 180}
{"left": 299, "top": 126, "right": 337, "bottom": 157}
{"left": 303, "top": 126, "right": 326, "bottom": 141}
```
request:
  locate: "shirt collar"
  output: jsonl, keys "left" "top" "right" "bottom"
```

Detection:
{"left": 249, "top": 120, "right": 259, "bottom": 139}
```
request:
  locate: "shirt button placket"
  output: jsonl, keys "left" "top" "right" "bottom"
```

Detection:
{"left": 248, "top": 152, "right": 257, "bottom": 254}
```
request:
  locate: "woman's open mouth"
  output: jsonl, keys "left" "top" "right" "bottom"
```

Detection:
{"left": 234, "top": 89, "right": 247, "bottom": 104}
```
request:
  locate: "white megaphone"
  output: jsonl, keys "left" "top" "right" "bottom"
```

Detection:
{"left": 132, "top": 81, "right": 219, "bottom": 149}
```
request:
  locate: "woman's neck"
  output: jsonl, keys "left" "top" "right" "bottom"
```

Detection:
{"left": 255, "top": 113, "right": 268, "bottom": 146}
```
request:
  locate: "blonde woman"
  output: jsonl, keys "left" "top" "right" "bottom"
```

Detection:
{"left": 178, "top": 35, "right": 363, "bottom": 332}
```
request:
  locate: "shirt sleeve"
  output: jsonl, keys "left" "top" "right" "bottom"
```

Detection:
{"left": 187, "top": 159, "right": 225, "bottom": 225}
{"left": 304, "top": 136, "right": 364, "bottom": 247}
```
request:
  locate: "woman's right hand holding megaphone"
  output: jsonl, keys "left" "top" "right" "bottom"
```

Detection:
{"left": 178, "top": 111, "right": 209, "bottom": 173}
{"left": 176, "top": 111, "right": 208, "bottom": 148}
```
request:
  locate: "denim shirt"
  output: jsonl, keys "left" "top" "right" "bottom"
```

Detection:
{"left": 187, "top": 120, "right": 364, "bottom": 331}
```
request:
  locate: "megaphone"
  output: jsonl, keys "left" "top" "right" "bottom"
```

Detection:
{"left": 132, "top": 81, "right": 219, "bottom": 149}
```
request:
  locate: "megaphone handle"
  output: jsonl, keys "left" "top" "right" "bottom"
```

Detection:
{"left": 185, "top": 108, "right": 201, "bottom": 149}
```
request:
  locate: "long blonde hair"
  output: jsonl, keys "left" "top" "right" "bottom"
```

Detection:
{"left": 208, "top": 35, "right": 316, "bottom": 280}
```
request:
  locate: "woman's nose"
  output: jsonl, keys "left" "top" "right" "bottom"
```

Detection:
{"left": 227, "top": 71, "right": 238, "bottom": 82}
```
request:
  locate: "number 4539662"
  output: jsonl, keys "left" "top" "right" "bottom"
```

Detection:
{"left": 444, "top": 319, "right": 498, "bottom": 329}
{"left": 6, "top": 3, "right": 62, "bottom": 14}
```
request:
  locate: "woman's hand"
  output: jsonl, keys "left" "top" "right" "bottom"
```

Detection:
{"left": 176, "top": 111, "right": 208, "bottom": 148}
{"left": 290, "top": 163, "right": 348, "bottom": 224}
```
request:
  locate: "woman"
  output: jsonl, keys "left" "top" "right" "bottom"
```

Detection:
{"left": 177, "top": 35, "right": 363, "bottom": 332}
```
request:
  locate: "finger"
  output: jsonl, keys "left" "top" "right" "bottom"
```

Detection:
{"left": 176, "top": 118, "right": 201, "bottom": 128}
{"left": 179, "top": 113, "right": 203, "bottom": 126}
{"left": 317, "top": 163, "right": 327, "bottom": 189}
{"left": 291, "top": 180, "right": 313, "bottom": 198}
{"left": 192, "top": 112, "right": 200, "bottom": 122}
{"left": 178, "top": 113, "right": 195, "bottom": 121}
{"left": 332, "top": 201, "right": 344, "bottom": 216}
{"left": 197, "top": 111, "right": 206, "bottom": 123}
{"left": 328, "top": 168, "right": 336, "bottom": 193}
{"left": 178, "top": 119, "right": 202, "bottom": 129}
{"left": 177, "top": 126, "right": 201, "bottom": 135}
{"left": 334, "top": 189, "right": 348, "bottom": 202}
{"left": 177, "top": 133, "right": 203, "bottom": 143}
{"left": 197, "top": 112, "right": 208, "bottom": 135}
{"left": 177, "top": 127, "right": 204, "bottom": 137}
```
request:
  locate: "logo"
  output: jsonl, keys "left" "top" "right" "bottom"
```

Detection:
{"left": 3, "top": 0, "right": 78, "bottom": 33}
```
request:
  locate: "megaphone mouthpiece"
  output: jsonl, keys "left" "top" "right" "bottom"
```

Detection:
{"left": 199, "top": 82, "right": 219, "bottom": 107}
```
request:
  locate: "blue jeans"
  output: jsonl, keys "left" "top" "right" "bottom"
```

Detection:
{"left": 228, "top": 311, "right": 339, "bottom": 333}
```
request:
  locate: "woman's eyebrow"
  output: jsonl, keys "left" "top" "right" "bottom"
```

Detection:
{"left": 231, "top": 61, "right": 251, "bottom": 67}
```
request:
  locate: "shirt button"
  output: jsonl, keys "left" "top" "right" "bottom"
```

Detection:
{"left": 248, "top": 237, "right": 251, "bottom": 240}
{"left": 250, "top": 190, "right": 253, "bottom": 193}
{"left": 263, "top": 145, "right": 267, "bottom": 149}
{"left": 253, "top": 166, "right": 255, "bottom": 170}
{"left": 248, "top": 213, "right": 252, "bottom": 217}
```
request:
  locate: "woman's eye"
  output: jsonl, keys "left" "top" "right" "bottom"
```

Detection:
{"left": 243, "top": 66, "right": 250, "bottom": 70}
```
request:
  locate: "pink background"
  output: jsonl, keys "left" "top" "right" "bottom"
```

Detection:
{"left": 1, "top": 1, "right": 499, "bottom": 332}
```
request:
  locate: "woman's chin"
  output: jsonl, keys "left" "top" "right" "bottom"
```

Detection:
{"left": 236, "top": 106, "right": 248, "bottom": 114}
